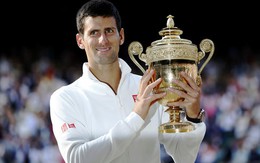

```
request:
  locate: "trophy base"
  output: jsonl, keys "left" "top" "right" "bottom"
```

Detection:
{"left": 159, "top": 121, "right": 195, "bottom": 133}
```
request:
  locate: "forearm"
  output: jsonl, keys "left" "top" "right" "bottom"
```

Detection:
{"left": 52, "top": 112, "right": 144, "bottom": 163}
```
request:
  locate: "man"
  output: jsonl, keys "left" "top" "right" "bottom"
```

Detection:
{"left": 50, "top": 0, "right": 206, "bottom": 162}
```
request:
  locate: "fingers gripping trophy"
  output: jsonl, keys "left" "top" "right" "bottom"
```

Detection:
{"left": 128, "top": 15, "right": 214, "bottom": 133}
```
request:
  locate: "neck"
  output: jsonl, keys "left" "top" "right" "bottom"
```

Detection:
{"left": 89, "top": 62, "right": 121, "bottom": 94}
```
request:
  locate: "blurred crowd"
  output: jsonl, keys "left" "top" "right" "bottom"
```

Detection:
{"left": 0, "top": 45, "right": 260, "bottom": 163}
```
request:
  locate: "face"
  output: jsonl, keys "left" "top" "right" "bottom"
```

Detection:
{"left": 76, "top": 16, "right": 124, "bottom": 67}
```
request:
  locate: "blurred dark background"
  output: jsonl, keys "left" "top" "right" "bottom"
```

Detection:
{"left": 1, "top": 1, "right": 260, "bottom": 60}
{"left": 0, "top": 1, "right": 260, "bottom": 163}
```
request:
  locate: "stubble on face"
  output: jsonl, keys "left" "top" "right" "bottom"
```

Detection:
{"left": 83, "top": 16, "right": 122, "bottom": 67}
{"left": 94, "top": 47, "right": 118, "bottom": 65}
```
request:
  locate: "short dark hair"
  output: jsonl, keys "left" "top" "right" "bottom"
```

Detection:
{"left": 76, "top": 0, "right": 122, "bottom": 34}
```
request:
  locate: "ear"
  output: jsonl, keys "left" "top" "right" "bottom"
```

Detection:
{"left": 76, "top": 33, "right": 85, "bottom": 49}
{"left": 119, "top": 28, "right": 125, "bottom": 45}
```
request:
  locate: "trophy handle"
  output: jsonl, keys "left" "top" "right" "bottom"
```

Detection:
{"left": 128, "top": 41, "right": 146, "bottom": 74}
{"left": 198, "top": 39, "right": 215, "bottom": 75}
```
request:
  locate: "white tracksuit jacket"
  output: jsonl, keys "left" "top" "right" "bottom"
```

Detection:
{"left": 50, "top": 58, "right": 206, "bottom": 163}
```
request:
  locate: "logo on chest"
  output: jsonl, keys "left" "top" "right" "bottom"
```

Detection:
{"left": 132, "top": 94, "right": 137, "bottom": 102}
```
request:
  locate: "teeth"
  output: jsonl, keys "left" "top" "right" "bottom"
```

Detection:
{"left": 97, "top": 47, "right": 109, "bottom": 51}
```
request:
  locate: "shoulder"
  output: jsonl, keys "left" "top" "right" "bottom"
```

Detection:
{"left": 50, "top": 78, "right": 82, "bottom": 101}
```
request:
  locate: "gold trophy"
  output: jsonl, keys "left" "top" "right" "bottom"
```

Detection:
{"left": 128, "top": 15, "right": 214, "bottom": 133}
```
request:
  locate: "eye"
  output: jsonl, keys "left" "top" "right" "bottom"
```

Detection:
{"left": 90, "top": 30, "right": 99, "bottom": 36}
{"left": 105, "top": 28, "right": 115, "bottom": 34}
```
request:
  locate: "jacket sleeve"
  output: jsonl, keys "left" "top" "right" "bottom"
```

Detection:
{"left": 159, "top": 122, "right": 206, "bottom": 163}
{"left": 50, "top": 89, "right": 144, "bottom": 163}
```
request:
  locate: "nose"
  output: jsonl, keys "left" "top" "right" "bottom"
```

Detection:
{"left": 99, "top": 33, "right": 109, "bottom": 44}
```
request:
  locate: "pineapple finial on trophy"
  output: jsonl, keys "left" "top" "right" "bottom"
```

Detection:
{"left": 167, "top": 15, "right": 174, "bottom": 28}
